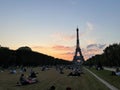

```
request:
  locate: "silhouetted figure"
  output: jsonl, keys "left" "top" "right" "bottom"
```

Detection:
{"left": 116, "top": 68, "right": 120, "bottom": 72}
{"left": 96, "top": 62, "right": 103, "bottom": 70}
{"left": 49, "top": 85, "right": 55, "bottom": 90}
{"left": 66, "top": 87, "right": 71, "bottom": 90}
{"left": 111, "top": 71, "right": 116, "bottom": 76}
{"left": 23, "top": 68, "right": 27, "bottom": 72}
{"left": 59, "top": 66, "right": 64, "bottom": 74}
{"left": 41, "top": 66, "right": 46, "bottom": 71}
{"left": 19, "top": 74, "right": 30, "bottom": 85}
{"left": 29, "top": 71, "right": 37, "bottom": 78}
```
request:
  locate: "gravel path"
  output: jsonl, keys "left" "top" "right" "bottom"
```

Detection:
{"left": 84, "top": 67, "right": 119, "bottom": 90}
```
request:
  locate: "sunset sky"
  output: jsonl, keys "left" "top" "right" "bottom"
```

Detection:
{"left": 0, "top": 0, "right": 120, "bottom": 61}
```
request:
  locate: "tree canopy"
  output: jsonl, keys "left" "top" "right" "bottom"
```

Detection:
{"left": 85, "top": 43, "right": 120, "bottom": 67}
{"left": 0, "top": 46, "right": 71, "bottom": 68}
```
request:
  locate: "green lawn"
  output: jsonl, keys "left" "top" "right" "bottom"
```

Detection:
{"left": 88, "top": 67, "right": 120, "bottom": 89}
{"left": 0, "top": 67, "right": 109, "bottom": 90}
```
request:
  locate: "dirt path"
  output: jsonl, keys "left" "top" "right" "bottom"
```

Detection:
{"left": 84, "top": 67, "right": 119, "bottom": 90}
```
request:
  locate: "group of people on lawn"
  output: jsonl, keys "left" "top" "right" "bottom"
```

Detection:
{"left": 18, "top": 68, "right": 72, "bottom": 90}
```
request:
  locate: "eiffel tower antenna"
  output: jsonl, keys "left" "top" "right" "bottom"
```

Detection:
{"left": 73, "top": 27, "right": 84, "bottom": 64}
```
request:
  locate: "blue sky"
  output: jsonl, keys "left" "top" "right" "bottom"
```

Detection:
{"left": 0, "top": 0, "right": 120, "bottom": 60}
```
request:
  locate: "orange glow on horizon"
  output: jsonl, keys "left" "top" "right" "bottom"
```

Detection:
{"left": 32, "top": 46, "right": 74, "bottom": 61}
{"left": 10, "top": 44, "right": 104, "bottom": 61}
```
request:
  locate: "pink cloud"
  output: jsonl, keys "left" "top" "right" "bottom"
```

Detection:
{"left": 31, "top": 43, "right": 106, "bottom": 61}
{"left": 60, "top": 45, "right": 105, "bottom": 60}
{"left": 58, "top": 51, "right": 74, "bottom": 61}
{"left": 52, "top": 45, "right": 74, "bottom": 51}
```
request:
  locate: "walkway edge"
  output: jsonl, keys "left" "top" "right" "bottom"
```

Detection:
{"left": 84, "top": 67, "right": 119, "bottom": 90}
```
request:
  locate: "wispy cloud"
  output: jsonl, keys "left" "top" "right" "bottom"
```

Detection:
{"left": 50, "top": 22, "right": 94, "bottom": 43}
{"left": 83, "top": 43, "right": 106, "bottom": 59}
{"left": 52, "top": 45, "right": 74, "bottom": 51}
{"left": 63, "top": 52, "right": 74, "bottom": 55}
{"left": 87, "top": 44, "right": 97, "bottom": 49}
{"left": 51, "top": 32, "right": 75, "bottom": 41}
{"left": 86, "top": 22, "right": 94, "bottom": 31}
{"left": 87, "top": 44, "right": 106, "bottom": 49}
{"left": 98, "top": 44, "right": 106, "bottom": 49}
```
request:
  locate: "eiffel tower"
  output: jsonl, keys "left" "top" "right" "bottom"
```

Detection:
{"left": 73, "top": 27, "right": 84, "bottom": 65}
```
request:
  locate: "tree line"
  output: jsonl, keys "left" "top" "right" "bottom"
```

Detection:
{"left": 0, "top": 46, "right": 71, "bottom": 68}
{"left": 84, "top": 43, "right": 120, "bottom": 67}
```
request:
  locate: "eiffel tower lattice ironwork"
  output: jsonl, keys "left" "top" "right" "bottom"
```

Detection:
{"left": 73, "top": 27, "right": 84, "bottom": 64}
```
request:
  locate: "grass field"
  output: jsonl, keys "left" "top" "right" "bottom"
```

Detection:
{"left": 0, "top": 67, "right": 110, "bottom": 90}
{"left": 88, "top": 67, "right": 120, "bottom": 89}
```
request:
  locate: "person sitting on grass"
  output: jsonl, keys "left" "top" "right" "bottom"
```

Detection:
{"left": 28, "top": 69, "right": 38, "bottom": 82}
{"left": 29, "top": 70, "right": 37, "bottom": 78}
{"left": 115, "top": 68, "right": 120, "bottom": 76}
{"left": 19, "top": 74, "right": 30, "bottom": 85}
{"left": 18, "top": 73, "right": 38, "bottom": 85}
{"left": 111, "top": 68, "right": 120, "bottom": 76}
